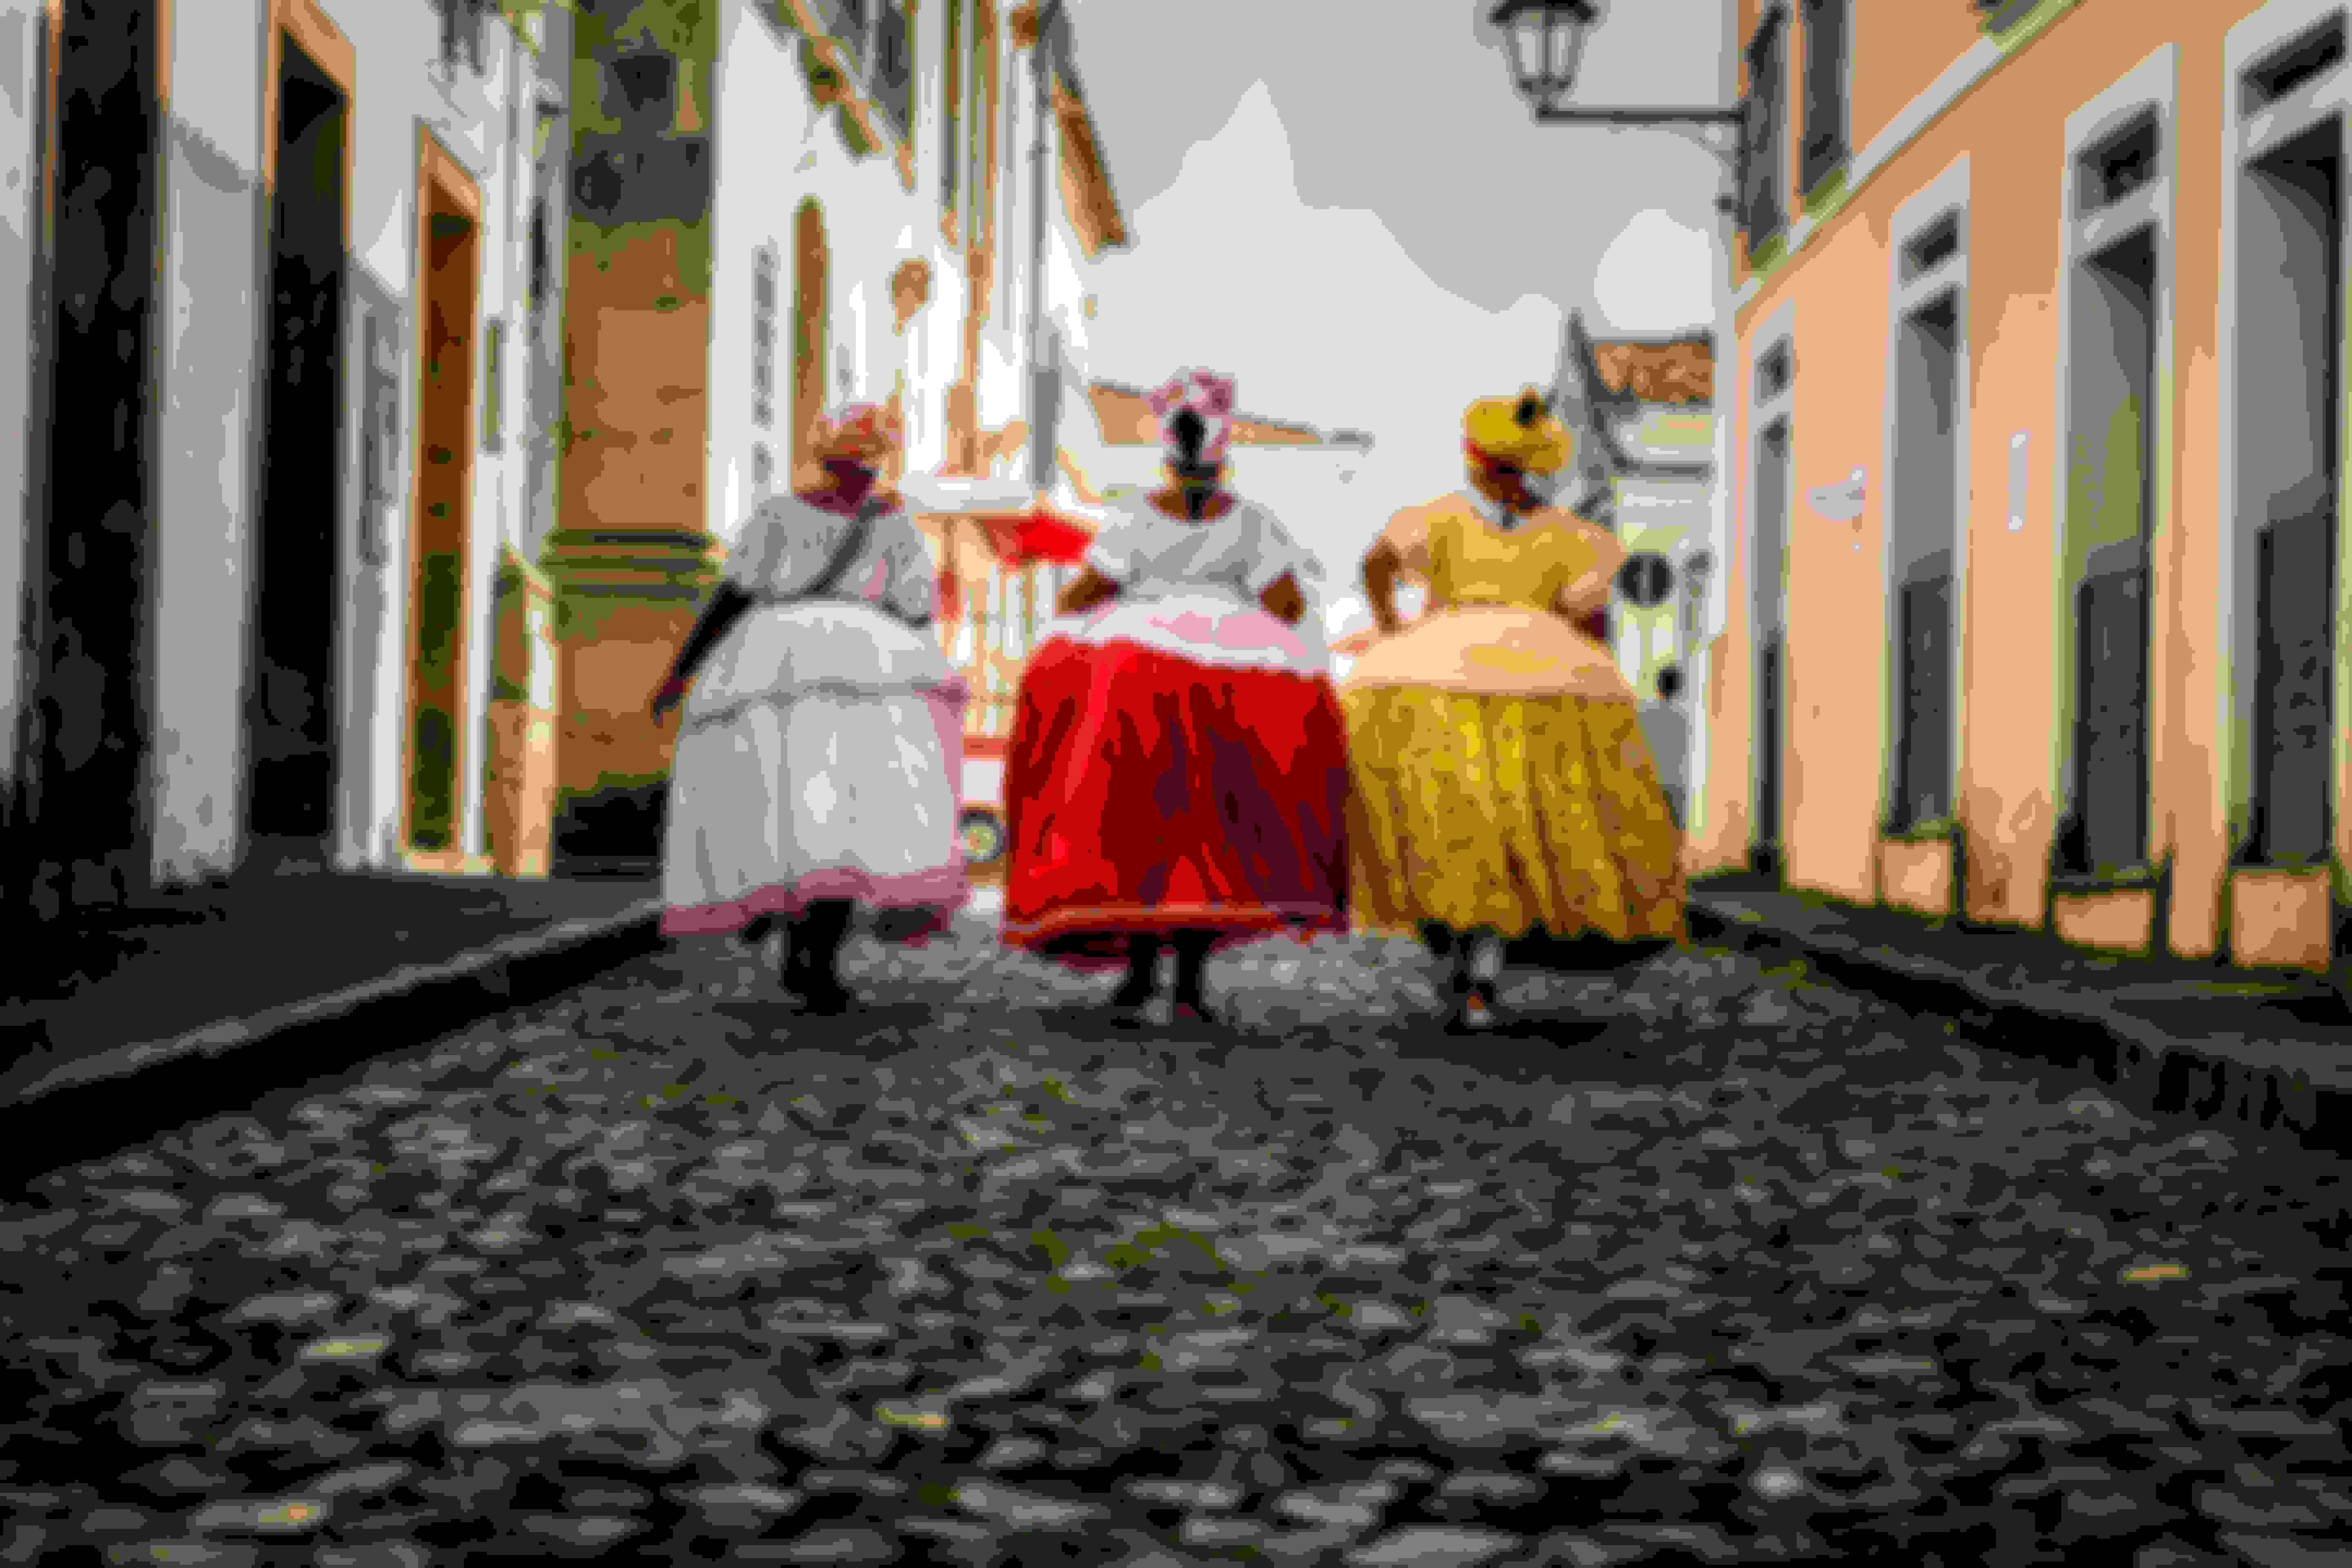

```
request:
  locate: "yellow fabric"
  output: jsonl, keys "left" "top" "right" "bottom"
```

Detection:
{"left": 1343, "top": 687, "right": 1687, "bottom": 941}
{"left": 1462, "top": 389, "right": 1572, "bottom": 474}
{"left": 1349, "top": 500, "right": 1631, "bottom": 699}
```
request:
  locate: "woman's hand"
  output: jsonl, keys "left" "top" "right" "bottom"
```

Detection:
{"left": 1260, "top": 573, "right": 1307, "bottom": 626}
{"left": 1056, "top": 568, "right": 1119, "bottom": 617}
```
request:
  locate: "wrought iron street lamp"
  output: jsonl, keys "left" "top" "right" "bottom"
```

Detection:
{"left": 1486, "top": 0, "right": 1747, "bottom": 837}
{"left": 1486, "top": 0, "right": 1748, "bottom": 210}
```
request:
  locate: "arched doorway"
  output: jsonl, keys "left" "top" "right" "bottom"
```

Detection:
{"left": 791, "top": 200, "right": 829, "bottom": 484}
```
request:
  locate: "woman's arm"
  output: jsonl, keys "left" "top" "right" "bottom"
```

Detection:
{"left": 651, "top": 581, "right": 756, "bottom": 717}
{"left": 1362, "top": 540, "right": 1406, "bottom": 634}
{"left": 1056, "top": 567, "right": 1120, "bottom": 617}
{"left": 1551, "top": 515, "right": 1626, "bottom": 624}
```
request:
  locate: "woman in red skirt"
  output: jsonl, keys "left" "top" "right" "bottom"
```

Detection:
{"left": 1001, "top": 368, "right": 1350, "bottom": 1026}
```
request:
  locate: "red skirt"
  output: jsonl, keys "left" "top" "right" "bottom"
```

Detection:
{"left": 1002, "top": 636, "right": 1351, "bottom": 968}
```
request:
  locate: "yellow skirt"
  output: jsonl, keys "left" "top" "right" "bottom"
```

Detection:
{"left": 1342, "top": 686, "right": 1687, "bottom": 942}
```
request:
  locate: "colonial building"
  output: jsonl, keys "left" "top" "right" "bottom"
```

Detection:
{"left": 1552, "top": 313, "right": 1718, "bottom": 824}
{"left": 1705, "top": 0, "right": 2352, "bottom": 975}
{"left": 2, "top": 0, "right": 561, "bottom": 919}
{"left": 545, "top": 0, "right": 1135, "bottom": 871}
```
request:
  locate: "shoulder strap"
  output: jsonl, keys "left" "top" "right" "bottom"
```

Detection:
{"left": 800, "top": 498, "right": 882, "bottom": 599}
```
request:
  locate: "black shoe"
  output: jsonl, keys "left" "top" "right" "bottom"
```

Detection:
{"left": 1169, "top": 995, "right": 1221, "bottom": 1029}
{"left": 1444, "top": 982, "right": 1499, "bottom": 1036}
{"left": 789, "top": 974, "right": 856, "bottom": 1015}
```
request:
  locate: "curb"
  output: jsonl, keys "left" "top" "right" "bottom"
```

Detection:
{"left": 0, "top": 898, "right": 668, "bottom": 1196}
{"left": 1687, "top": 898, "right": 2352, "bottom": 1158}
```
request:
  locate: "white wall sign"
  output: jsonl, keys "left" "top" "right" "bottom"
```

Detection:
{"left": 2008, "top": 430, "right": 2029, "bottom": 531}
{"left": 1806, "top": 467, "right": 1868, "bottom": 523}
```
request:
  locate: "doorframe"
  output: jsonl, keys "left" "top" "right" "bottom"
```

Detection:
{"left": 2046, "top": 43, "right": 2178, "bottom": 884}
{"left": 7, "top": 0, "right": 66, "bottom": 906}
{"left": 243, "top": 0, "right": 357, "bottom": 858}
{"left": 400, "top": 126, "right": 485, "bottom": 870}
{"left": 2218, "top": 0, "right": 2352, "bottom": 904}
{"left": 1876, "top": 154, "right": 1971, "bottom": 837}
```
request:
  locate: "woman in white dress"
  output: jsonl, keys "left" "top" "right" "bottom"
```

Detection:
{"left": 649, "top": 404, "right": 969, "bottom": 1013}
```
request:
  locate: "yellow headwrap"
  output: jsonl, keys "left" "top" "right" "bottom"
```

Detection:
{"left": 1463, "top": 388, "right": 1572, "bottom": 477}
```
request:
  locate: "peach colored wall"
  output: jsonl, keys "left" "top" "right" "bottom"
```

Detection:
{"left": 562, "top": 231, "right": 712, "bottom": 533}
{"left": 1844, "top": 4, "right": 1987, "bottom": 163}
{"left": 1708, "top": 0, "right": 2289, "bottom": 966}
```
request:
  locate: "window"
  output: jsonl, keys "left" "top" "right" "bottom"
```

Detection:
{"left": 874, "top": 0, "right": 914, "bottom": 143}
{"left": 528, "top": 198, "right": 551, "bottom": 312}
{"left": 434, "top": 0, "right": 492, "bottom": 76}
{"left": 1743, "top": 7, "right": 1789, "bottom": 256}
{"left": 361, "top": 311, "right": 401, "bottom": 565}
{"left": 753, "top": 443, "right": 774, "bottom": 490}
{"left": 2244, "top": 16, "right": 2347, "bottom": 113}
{"left": 2077, "top": 113, "right": 2160, "bottom": 212}
{"left": 752, "top": 245, "right": 780, "bottom": 430}
{"left": 1800, "top": 0, "right": 1849, "bottom": 194}
{"left": 482, "top": 319, "right": 504, "bottom": 452}
{"left": 942, "top": 0, "right": 964, "bottom": 223}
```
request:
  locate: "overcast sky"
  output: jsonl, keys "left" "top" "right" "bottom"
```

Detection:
{"left": 1060, "top": 0, "right": 1735, "bottom": 584}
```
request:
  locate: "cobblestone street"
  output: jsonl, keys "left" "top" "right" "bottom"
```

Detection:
{"left": 4, "top": 907, "right": 2350, "bottom": 1567}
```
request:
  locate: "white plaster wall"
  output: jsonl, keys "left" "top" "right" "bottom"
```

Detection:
{"left": 303, "top": 0, "right": 533, "bottom": 869}
{"left": 0, "top": 0, "right": 43, "bottom": 798}
{"left": 705, "top": 0, "right": 941, "bottom": 553}
{"left": 150, "top": 0, "right": 269, "bottom": 884}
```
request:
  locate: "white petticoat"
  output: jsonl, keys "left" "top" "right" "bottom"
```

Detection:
{"left": 661, "top": 599, "right": 969, "bottom": 939}
{"left": 1053, "top": 589, "right": 1332, "bottom": 677}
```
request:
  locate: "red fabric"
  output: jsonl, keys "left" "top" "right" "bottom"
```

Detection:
{"left": 1001, "top": 638, "right": 1351, "bottom": 969}
{"left": 1009, "top": 512, "right": 1094, "bottom": 565}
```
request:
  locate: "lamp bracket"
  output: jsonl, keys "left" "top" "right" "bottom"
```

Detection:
{"left": 1528, "top": 103, "right": 1750, "bottom": 213}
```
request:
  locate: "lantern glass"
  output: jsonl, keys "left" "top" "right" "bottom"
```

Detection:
{"left": 1489, "top": 0, "right": 1598, "bottom": 113}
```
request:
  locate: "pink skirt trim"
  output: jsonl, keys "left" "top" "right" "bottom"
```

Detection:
{"left": 662, "top": 862, "right": 971, "bottom": 942}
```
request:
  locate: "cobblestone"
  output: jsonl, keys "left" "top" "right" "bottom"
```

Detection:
{"left": 4, "top": 915, "right": 2349, "bottom": 1564}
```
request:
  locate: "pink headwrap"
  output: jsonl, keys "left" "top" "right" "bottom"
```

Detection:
{"left": 813, "top": 402, "right": 902, "bottom": 466}
{"left": 1147, "top": 368, "right": 1237, "bottom": 467}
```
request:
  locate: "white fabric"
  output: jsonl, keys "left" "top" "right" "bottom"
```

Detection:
{"left": 689, "top": 601, "right": 959, "bottom": 723}
{"left": 725, "top": 492, "right": 937, "bottom": 624}
{"left": 1082, "top": 494, "right": 1324, "bottom": 602}
{"left": 662, "top": 694, "right": 962, "bottom": 913}
{"left": 1046, "top": 590, "right": 1332, "bottom": 676}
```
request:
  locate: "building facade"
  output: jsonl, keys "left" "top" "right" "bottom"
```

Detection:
{"left": 543, "top": 0, "right": 1133, "bottom": 871}
{"left": 1704, "top": 0, "right": 2352, "bottom": 974}
{"left": 1554, "top": 314, "right": 1719, "bottom": 825}
{"left": 2, "top": 0, "right": 559, "bottom": 919}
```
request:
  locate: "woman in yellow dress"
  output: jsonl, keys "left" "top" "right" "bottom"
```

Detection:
{"left": 1343, "top": 389, "right": 1686, "bottom": 1033}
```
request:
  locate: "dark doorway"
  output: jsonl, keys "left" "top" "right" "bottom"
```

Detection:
{"left": 1751, "top": 419, "right": 1791, "bottom": 877}
{"left": 2062, "top": 227, "right": 2158, "bottom": 879}
{"left": 245, "top": 40, "right": 350, "bottom": 860}
{"left": 1889, "top": 292, "right": 1960, "bottom": 831}
{"left": 2238, "top": 122, "right": 2342, "bottom": 867}
{"left": 21, "top": 2, "right": 168, "bottom": 916}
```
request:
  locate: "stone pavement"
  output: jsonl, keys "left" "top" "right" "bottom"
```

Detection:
{"left": 1686, "top": 879, "right": 2352, "bottom": 1156}
{"left": 2, "top": 911, "right": 2348, "bottom": 1566}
